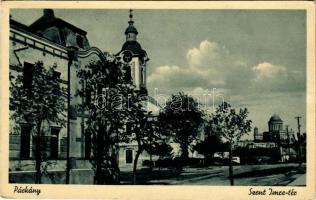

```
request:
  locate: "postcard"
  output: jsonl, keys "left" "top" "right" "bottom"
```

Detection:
{"left": 0, "top": 1, "right": 315, "bottom": 199}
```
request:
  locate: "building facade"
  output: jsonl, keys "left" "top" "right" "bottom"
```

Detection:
{"left": 9, "top": 9, "right": 158, "bottom": 180}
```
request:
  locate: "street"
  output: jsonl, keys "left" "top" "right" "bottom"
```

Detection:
{"left": 121, "top": 163, "right": 306, "bottom": 186}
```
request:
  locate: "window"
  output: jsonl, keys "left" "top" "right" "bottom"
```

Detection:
{"left": 50, "top": 128, "right": 60, "bottom": 159}
{"left": 76, "top": 35, "right": 84, "bottom": 48}
{"left": 85, "top": 90, "right": 91, "bottom": 105}
{"left": 20, "top": 126, "right": 32, "bottom": 159}
{"left": 23, "top": 62, "right": 33, "bottom": 91}
{"left": 125, "top": 149, "right": 133, "bottom": 164}
{"left": 123, "top": 65, "right": 132, "bottom": 83}
{"left": 97, "top": 84, "right": 104, "bottom": 96}
{"left": 140, "top": 66, "right": 145, "bottom": 85}
{"left": 52, "top": 71, "right": 61, "bottom": 95}
{"left": 52, "top": 71, "right": 61, "bottom": 79}
{"left": 126, "top": 123, "right": 132, "bottom": 133}
{"left": 85, "top": 131, "right": 92, "bottom": 159}
{"left": 131, "top": 63, "right": 135, "bottom": 82}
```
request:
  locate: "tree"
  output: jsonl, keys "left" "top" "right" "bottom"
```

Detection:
{"left": 78, "top": 58, "right": 168, "bottom": 184}
{"left": 159, "top": 93, "right": 205, "bottom": 161}
{"left": 128, "top": 110, "right": 161, "bottom": 184}
{"left": 77, "top": 58, "right": 134, "bottom": 184}
{"left": 124, "top": 91, "right": 170, "bottom": 184}
{"left": 148, "top": 142, "right": 173, "bottom": 171}
{"left": 77, "top": 56, "right": 159, "bottom": 184}
{"left": 210, "top": 102, "right": 252, "bottom": 185}
{"left": 193, "top": 135, "right": 225, "bottom": 162}
{"left": 10, "top": 61, "right": 67, "bottom": 184}
{"left": 149, "top": 142, "right": 173, "bottom": 159}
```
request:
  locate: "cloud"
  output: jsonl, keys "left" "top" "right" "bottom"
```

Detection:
{"left": 250, "top": 62, "right": 305, "bottom": 92}
{"left": 147, "top": 40, "right": 306, "bottom": 133}
{"left": 252, "top": 62, "right": 286, "bottom": 79}
{"left": 147, "top": 40, "right": 305, "bottom": 99}
{"left": 186, "top": 40, "right": 224, "bottom": 68}
{"left": 147, "top": 65, "right": 211, "bottom": 89}
{"left": 186, "top": 87, "right": 228, "bottom": 111}
{"left": 147, "top": 40, "right": 229, "bottom": 92}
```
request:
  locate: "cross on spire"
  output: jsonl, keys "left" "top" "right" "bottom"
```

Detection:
{"left": 125, "top": 9, "right": 138, "bottom": 36}
{"left": 129, "top": 9, "right": 133, "bottom": 22}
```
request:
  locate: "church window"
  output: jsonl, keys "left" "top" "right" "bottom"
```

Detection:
{"left": 141, "top": 66, "right": 145, "bottom": 85}
{"left": 131, "top": 63, "right": 135, "bottom": 83}
{"left": 140, "top": 67, "right": 143, "bottom": 85}
{"left": 123, "top": 65, "right": 132, "bottom": 83}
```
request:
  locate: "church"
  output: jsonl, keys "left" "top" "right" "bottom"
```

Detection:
{"left": 9, "top": 9, "right": 160, "bottom": 182}
{"left": 236, "top": 114, "right": 302, "bottom": 163}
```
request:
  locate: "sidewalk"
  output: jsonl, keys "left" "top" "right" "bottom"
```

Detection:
{"left": 288, "top": 174, "right": 306, "bottom": 186}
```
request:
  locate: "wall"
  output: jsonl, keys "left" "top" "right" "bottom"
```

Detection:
{"left": 9, "top": 25, "right": 80, "bottom": 160}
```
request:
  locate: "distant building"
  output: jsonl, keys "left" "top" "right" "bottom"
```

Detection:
{"left": 235, "top": 114, "right": 299, "bottom": 163}
{"left": 268, "top": 114, "right": 283, "bottom": 132}
{"left": 253, "top": 126, "right": 262, "bottom": 141}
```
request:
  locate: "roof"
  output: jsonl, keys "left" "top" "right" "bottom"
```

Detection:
{"left": 269, "top": 114, "right": 283, "bottom": 123}
{"left": 125, "top": 21, "right": 138, "bottom": 35}
{"left": 29, "top": 10, "right": 87, "bottom": 36}
{"left": 121, "top": 41, "right": 147, "bottom": 57}
{"left": 10, "top": 19, "right": 31, "bottom": 32}
{"left": 10, "top": 19, "right": 69, "bottom": 52}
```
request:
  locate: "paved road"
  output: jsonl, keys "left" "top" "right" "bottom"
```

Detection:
{"left": 139, "top": 163, "right": 306, "bottom": 186}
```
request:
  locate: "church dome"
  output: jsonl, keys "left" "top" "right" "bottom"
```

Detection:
{"left": 269, "top": 114, "right": 283, "bottom": 123}
{"left": 125, "top": 23, "right": 138, "bottom": 35}
{"left": 117, "top": 9, "right": 148, "bottom": 61}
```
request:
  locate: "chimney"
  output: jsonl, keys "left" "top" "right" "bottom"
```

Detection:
{"left": 43, "top": 9, "right": 54, "bottom": 18}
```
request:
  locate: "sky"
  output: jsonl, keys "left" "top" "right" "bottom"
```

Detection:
{"left": 10, "top": 9, "right": 307, "bottom": 137}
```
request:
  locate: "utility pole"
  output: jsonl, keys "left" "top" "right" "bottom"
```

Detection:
{"left": 66, "top": 47, "right": 78, "bottom": 184}
{"left": 66, "top": 50, "right": 73, "bottom": 184}
{"left": 295, "top": 116, "right": 302, "bottom": 165}
{"left": 285, "top": 125, "right": 290, "bottom": 162}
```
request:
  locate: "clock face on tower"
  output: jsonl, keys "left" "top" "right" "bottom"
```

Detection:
{"left": 122, "top": 50, "right": 133, "bottom": 63}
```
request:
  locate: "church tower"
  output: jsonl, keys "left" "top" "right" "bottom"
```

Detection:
{"left": 118, "top": 9, "right": 149, "bottom": 91}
